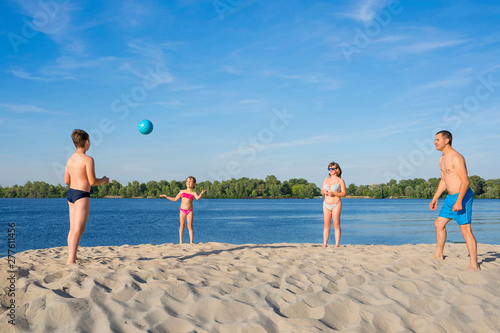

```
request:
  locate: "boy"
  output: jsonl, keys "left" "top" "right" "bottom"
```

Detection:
{"left": 64, "top": 129, "right": 109, "bottom": 265}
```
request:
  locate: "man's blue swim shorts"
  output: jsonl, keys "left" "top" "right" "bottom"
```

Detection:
{"left": 438, "top": 188, "right": 474, "bottom": 225}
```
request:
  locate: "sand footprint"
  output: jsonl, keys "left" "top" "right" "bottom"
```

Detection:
{"left": 380, "top": 284, "right": 411, "bottom": 308}
{"left": 392, "top": 279, "right": 419, "bottom": 295}
{"left": 301, "top": 291, "right": 332, "bottom": 308}
{"left": 409, "top": 296, "right": 450, "bottom": 317}
{"left": 284, "top": 274, "right": 311, "bottom": 293}
{"left": 281, "top": 301, "right": 325, "bottom": 320}
{"left": 346, "top": 287, "right": 388, "bottom": 306}
{"left": 264, "top": 291, "right": 297, "bottom": 317}
{"left": 346, "top": 274, "right": 365, "bottom": 287}
{"left": 322, "top": 298, "right": 361, "bottom": 330}
{"left": 320, "top": 280, "right": 339, "bottom": 294}
{"left": 152, "top": 317, "right": 196, "bottom": 333}
{"left": 45, "top": 296, "right": 92, "bottom": 332}
{"left": 112, "top": 281, "right": 142, "bottom": 303}
{"left": 43, "top": 271, "right": 68, "bottom": 284}
{"left": 192, "top": 296, "right": 256, "bottom": 324}
{"left": 400, "top": 313, "right": 436, "bottom": 332}
{"left": 371, "top": 311, "right": 404, "bottom": 333}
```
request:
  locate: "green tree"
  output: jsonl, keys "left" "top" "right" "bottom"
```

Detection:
{"left": 369, "top": 184, "right": 383, "bottom": 199}
{"left": 355, "top": 185, "right": 366, "bottom": 197}
{"left": 97, "top": 183, "right": 108, "bottom": 198}
{"left": 280, "top": 181, "right": 292, "bottom": 197}
{"left": 469, "top": 175, "right": 485, "bottom": 196}
{"left": 6, "top": 186, "right": 17, "bottom": 198}
{"left": 107, "top": 180, "right": 122, "bottom": 196}
{"left": 404, "top": 186, "right": 415, "bottom": 198}
{"left": 16, "top": 185, "right": 24, "bottom": 198}
{"left": 347, "top": 183, "right": 357, "bottom": 196}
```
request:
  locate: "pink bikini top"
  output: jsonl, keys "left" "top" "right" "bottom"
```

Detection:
{"left": 181, "top": 192, "right": 194, "bottom": 200}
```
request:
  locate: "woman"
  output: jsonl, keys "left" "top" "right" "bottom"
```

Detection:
{"left": 321, "top": 161, "right": 346, "bottom": 247}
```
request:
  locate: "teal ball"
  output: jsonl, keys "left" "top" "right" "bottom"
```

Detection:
{"left": 138, "top": 119, "right": 153, "bottom": 135}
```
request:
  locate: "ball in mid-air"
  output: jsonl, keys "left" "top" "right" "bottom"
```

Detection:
{"left": 138, "top": 119, "right": 153, "bottom": 135}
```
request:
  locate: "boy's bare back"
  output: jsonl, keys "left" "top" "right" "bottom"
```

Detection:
{"left": 65, "top": 153, "right": 99, "bottom": 192}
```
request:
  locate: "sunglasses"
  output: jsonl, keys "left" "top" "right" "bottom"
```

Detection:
{"left": 328, "top": 167, "right": 336, "bottom": 171}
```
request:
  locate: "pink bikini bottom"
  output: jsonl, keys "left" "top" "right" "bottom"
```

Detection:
{"left": 180, "top": 208, "right": 193, "bottom": 215}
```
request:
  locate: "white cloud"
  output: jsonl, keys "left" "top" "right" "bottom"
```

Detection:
{"left": 266, "top": 135, "right": 344, "bottom": 149}
{"left": 392, "top": 39, "right": 469, "bottom": 55}
{"left": 373, "top": 35, "right": 409, "bottom": 44}
{"left": 0, "top": 104, "right": 46, "bottom": 113}
{"left": 167, "top": 84, "right": 204, "bottom": 92}
{"left": 417, "top": 68, "right": 473, "bottom": 90}
{"left": 154, "top": 100, "right": 185, "bottom": 108}
{"left": 0, "top": 104, "right": 70, "bottom": 116}
{"left": 220, "top": 65, "right": 242, "bottom": 75}
{"left": 14, "top": 0, "right": 84, "bottom": 55}
{"left": 121, "top": 40, "right": 176, "bottom": 84}
{"left": 238, "top": 99, "right": 264, "bottom": 104}
{"left": 7, "top": 69, "right": 51, "bottom": 81}
{"left": 126, "top": 40, "right": 179, "bottom": 59}
{"left": 261, "top": 70, "right": 342, "bottom": 90}
{"left": 338, "top": 0, "right": 391, "bottom": 23}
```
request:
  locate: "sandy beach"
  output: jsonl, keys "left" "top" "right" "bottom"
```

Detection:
{"left": 1, "top": 242, "right": 500, "bottom": 332}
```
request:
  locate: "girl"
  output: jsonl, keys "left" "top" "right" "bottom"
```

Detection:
{"left": 321, "top": 161, "right": 346, "bottom": 247}
{"left": 160, "top": 176, "right": 206, "bottom": 244}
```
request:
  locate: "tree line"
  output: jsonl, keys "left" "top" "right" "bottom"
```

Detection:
{"left": 0, "top": 176, "right": 320, "bottom": 199}
{"left": 0, "top": 175, "right": 498, "bottom": 199}
{"left": 347, "top": 176, "right": 500, "bottom": 199}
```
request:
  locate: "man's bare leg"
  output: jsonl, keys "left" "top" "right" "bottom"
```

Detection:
{"left": 323, "top": 206, "right": 332, "bottom": 247}
{"left": 460, "top": 224, "right": 481, "bottom": 271}
{"left": 67, "top": 198, "right": 90, "bottom": 265}
{"left": 431, "top": 217, "right": 450, "bottom": 260}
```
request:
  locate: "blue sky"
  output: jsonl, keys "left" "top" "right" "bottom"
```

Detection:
{"left": 1, "top": 0, "right": 499, "bottom": 188}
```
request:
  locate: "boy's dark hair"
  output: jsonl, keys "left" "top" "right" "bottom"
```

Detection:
{"left": 436, "top": 130, "right": 452, "bottom": 146}
{"left": 72, "top": 129, "right": 89, "bottom": 148}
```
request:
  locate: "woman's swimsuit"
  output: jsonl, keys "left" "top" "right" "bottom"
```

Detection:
{"left": 67, "top": 188, "right": 90, "bottom": 203}
{"left": 180, "top": 191, "right": 195, "bottom": 215}
{"left": 323, "top": 181, "right": 341, "bottom": 211}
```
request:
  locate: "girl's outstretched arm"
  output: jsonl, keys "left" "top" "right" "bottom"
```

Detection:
{"left": 160, "top": 191, "right": 182, "bottom": 202}
{"left": 194, "top": 189, "right": 206, "bottom": 200}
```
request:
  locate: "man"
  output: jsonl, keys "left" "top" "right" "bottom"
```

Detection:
{"left": 429, "top": 130, "right": 480, "bottom": 271}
